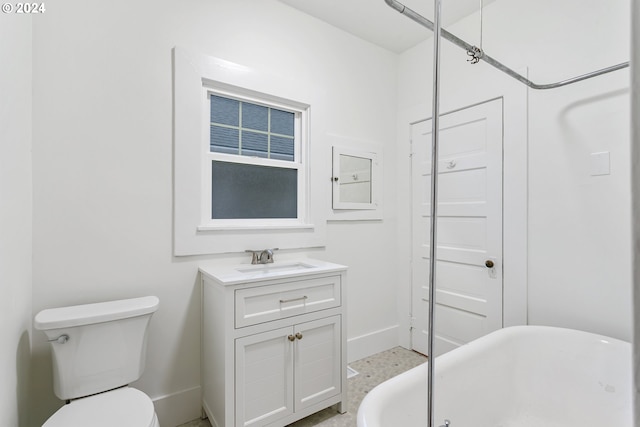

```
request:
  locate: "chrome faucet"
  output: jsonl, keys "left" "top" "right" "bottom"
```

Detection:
{"left": 259, "top": 248, "right": 276, "bottom": 264}
{"left": 245, "top": 248, "right": 279, "bottom": 264}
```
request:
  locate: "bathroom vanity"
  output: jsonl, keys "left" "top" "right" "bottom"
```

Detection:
{"left": 200, "top": 259, "right": 347, "bottom": 427}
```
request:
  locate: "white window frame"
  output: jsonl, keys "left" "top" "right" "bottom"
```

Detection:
{"left": 199, "top": 87, "right": 310, "bottom": 231}
{"left": 173, "top": 47, "right": 325, "bottom": 256}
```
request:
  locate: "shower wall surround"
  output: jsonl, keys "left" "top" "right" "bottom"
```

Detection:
{"left": 395, "top": 0, "right": 631, "bottom": 344}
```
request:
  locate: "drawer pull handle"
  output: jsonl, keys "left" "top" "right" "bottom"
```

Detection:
{"left": 279, "top": 295, "right": 308, "bottom": 304}
{"left": 295, "top": 332, "right": 303, "bottom": 340}
{"left": 288, "top": 335, "right": 296, "bottom": 342}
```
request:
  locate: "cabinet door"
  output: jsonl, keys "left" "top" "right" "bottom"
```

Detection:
{"left": 235, "top": 327, "right": 294, "bottom": 427}
{"left": 293, "top": 315, "right": 342, "bottom": 411}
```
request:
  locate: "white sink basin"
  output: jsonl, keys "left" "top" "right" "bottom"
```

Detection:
{"left": 236, "top": 262, "right": 314, "bottom": 274}
{"left": 199, "top": 258, "right": 347, "bottom": 286}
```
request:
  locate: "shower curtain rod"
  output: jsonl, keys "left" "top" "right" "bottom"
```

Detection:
{"left": 426, "top": 1, "right": 443, "bottom": 426}
{"left": 384, "top": 0, "right": 629, "bottom": 90}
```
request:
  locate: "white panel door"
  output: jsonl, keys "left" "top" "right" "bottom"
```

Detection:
{"left": 235, "top": 327, "right": 294, "bottom": 427}
{"left": 293, "top": 315, "right": 342, "bottom": 412}
{"left": 411, "top": 99, "right": 503, "bottom": 357}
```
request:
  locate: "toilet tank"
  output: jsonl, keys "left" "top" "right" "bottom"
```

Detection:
{"left": 35, "top": 296, "right": 159, "bottom": 401}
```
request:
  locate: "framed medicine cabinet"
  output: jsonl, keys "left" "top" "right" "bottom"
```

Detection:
{"left": 331, "top": 145, "right": 382, "bottom": 220}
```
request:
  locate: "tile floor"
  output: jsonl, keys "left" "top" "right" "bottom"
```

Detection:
{"left": 177, "top": 346, "right": 426, "bottom": 427}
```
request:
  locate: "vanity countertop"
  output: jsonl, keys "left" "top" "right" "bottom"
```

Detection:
{"left": 199, "top": 258, "right": 347, "bottom": 286}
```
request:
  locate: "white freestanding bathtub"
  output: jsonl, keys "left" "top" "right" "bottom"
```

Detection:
{"left": 357, "top": 326, "right": 631, "bottom": 427}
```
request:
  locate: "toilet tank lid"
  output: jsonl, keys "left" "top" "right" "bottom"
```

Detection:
{"left": 35, "top": 296, "right": 159, "bottom": 331}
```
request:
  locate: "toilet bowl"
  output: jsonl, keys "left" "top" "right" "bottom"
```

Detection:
{"left": 35, "top": 296, "right": 160, "bottom": 427}
{"left": 42, "top": 387, "right": 159, "bottom": 427}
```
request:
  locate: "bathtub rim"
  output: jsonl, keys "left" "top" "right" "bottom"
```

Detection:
{"left": 356, "top": 325, "right": 631, "bottom": 427}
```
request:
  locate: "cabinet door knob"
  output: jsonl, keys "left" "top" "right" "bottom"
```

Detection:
{"left": 485, "top": 260, "right": 494, "bottom": 268}
{"left": 295, "top": 332, "right": 303, "bottom": 340}
{"left": 288, "top": 335, "right": 296, "bottom": 342}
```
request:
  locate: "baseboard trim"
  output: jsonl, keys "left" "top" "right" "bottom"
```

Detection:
{"left": 152, "top": 385, "right": 201, "bottom": 427}
{"left": 347, "top": 325, "right": 399, "bottom": 363}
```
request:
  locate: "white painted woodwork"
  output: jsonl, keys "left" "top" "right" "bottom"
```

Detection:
{"left": 410, "top": 99, "right": 503, "bottom": 357}
{"left": 173, "top": 46, "right": 329, "bottom": 256}
{"left": 234, "top": 276, "right": 341, "bottom": 328}
{"left": 235, "top": 327, "right": 294, "bottom": 426}
{"left": 201, "top": 260, "right": 347, "bottom": 427}
{"left": 293, "top": 316, "right": 342, "bottom": 411}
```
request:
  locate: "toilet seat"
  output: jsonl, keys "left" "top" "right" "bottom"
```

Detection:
{"left": 43, "top": 387, "right": 159, "bottom": 427}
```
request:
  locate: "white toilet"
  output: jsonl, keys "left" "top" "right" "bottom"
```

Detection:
{"left": 35, "top": 296, "right": 160, "bottom": 427}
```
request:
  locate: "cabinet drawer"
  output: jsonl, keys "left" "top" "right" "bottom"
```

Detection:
{"left": 235, "top": 276, "right": 341, "bottom": 328}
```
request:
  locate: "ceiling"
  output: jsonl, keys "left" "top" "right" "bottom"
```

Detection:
{"left": 277, "top": 0, "right": 494, "bottom": 53}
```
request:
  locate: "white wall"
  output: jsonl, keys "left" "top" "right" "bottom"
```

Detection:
{"left": 30, "top": 1, "right": 397, "bottom": 426}
{"left": 0, "top": 13, "right": 33, "bottom": 427}
{"left": 631, "top": 0, "right": 640, "bottom": 424}
{"left": 396, "top": 0, "right": 632, "bottom": 342}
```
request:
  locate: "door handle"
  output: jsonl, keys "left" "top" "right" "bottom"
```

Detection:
{"left": 485, "top": 260, "right": 494, "bottom": 268}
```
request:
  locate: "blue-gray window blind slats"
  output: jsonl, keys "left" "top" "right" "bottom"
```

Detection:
{"left": 242, "top": 103, "right": 268, "bottom": 131}
{"left": 270, "top": 109, "right": 294, "bottom": 135}
{"left": 241, "top": 131, "right": 268, "bottom": 158}
{"left": 209, "top": 94, "right": 295, "bottom": 159}
{"left": 270, "top": 136, "right": 294, "bottom": 161}
{"left": 210, "top": 95, "right": 239, "bottom": 126}
{"left": 210, "top": 126, "right": 239, "bottom": 153}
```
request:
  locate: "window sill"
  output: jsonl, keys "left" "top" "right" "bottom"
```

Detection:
{"left": 197, "top": 223, "right": 315, "bottom": 232}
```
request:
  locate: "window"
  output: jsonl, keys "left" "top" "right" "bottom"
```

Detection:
{"left": 173, "top": 47, "right": 325, "bottom": 256}
{"left": 201, "top": 91, "right": 308, "bottom": 228}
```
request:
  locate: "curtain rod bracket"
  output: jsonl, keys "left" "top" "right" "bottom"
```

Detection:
{"left": 466, "top": 46, "right": 483, "bottom": 64}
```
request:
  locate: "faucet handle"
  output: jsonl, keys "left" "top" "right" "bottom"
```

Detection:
{"left": 245, "top": 250, "right": 260, "bottom": 264}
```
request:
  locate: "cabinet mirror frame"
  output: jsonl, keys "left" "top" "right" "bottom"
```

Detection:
{"left": 331, "top": 146, "right": 381, "bottom": 212}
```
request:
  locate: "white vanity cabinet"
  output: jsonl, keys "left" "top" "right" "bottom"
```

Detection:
{"left": 200, "top": 259, "right": 347, "bottom": 427}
